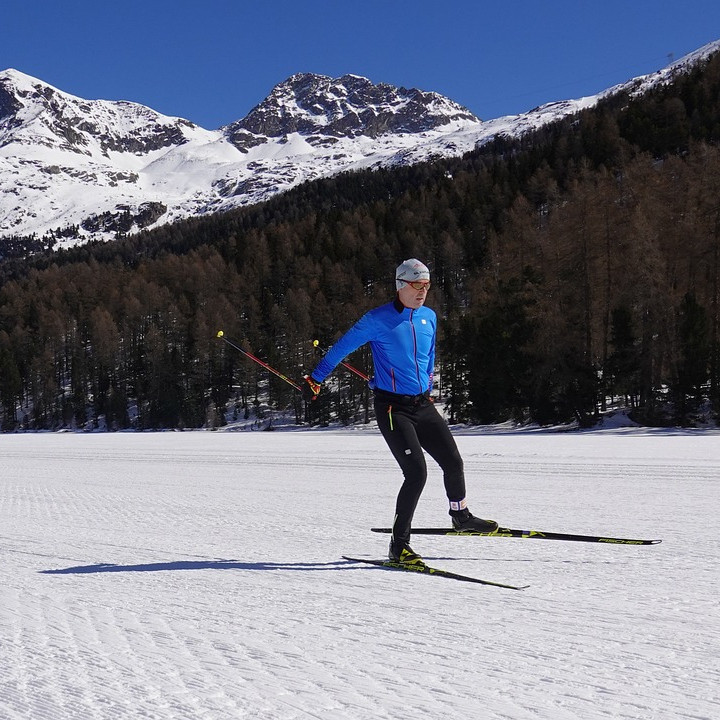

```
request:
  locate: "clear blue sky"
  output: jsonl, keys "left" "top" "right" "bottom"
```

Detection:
{"left": 2, "top": 0, "right": 720, "bottom": 129}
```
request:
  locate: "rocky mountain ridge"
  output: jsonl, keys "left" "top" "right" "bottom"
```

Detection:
{"left": 1, "top": 40, "right": 719, "bottom": 251}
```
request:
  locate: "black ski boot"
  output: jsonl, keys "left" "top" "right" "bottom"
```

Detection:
{"left": 388, "top": 539, "right": 425, "bottom": 566}
{"left": 450, "top": 508, "right": 499, "bottom": 533}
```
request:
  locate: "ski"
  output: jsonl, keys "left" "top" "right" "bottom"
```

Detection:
{"left": 370, "top": 527, "right": 661, "bottom": 545}
{"left": 342, "top": 556, "right": 528, "bottom": 590}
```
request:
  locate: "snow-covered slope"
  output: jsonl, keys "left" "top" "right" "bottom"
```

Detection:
{"left": 1, "top": 39, "right": 719, "bottom": 248}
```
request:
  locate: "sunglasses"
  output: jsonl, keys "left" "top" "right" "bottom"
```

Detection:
{"left": 398, "top": 279, "right": 431, "bottom": 291}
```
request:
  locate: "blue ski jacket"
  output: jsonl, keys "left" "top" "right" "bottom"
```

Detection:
{"left": 311, "top": 297, "right": 436, "bottom": 395}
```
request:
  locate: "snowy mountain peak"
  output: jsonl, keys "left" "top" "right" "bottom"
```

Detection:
{"left": 227, "top": 72, "right": 480, "bottom": 140}
{"left": 0, "top": 69, "right": 487, "bottom": 245}
{"left": 0, "top": 68, "right": 201, "bottom": 157}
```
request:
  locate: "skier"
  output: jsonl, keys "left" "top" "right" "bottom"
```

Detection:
{"left": 302, "top": 259, "right": 498, "bottom": 565}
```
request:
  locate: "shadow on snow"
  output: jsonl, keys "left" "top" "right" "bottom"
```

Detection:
{"left": 40, "top": 559, "right": 351, "bottom": 575}
{"left": 39, "top": 555, "right": 618, "bottom": 575}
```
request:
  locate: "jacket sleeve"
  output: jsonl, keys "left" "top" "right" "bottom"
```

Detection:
{"left": 427, "top": 315, "right": 436, "bottom": 392}
{"left": 310, "top": 312, "right": 376, "bottom": 383}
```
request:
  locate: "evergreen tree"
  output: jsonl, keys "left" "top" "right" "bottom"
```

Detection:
{"left": 672, "top": 292, "right": 710, "bottom": 423}
{"left": 606, "top": 306, "right": 642, "bottom": 407}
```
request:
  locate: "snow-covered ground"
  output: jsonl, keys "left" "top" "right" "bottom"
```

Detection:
{"left": 1, "top": 428, "right": 718, "bottom": 720}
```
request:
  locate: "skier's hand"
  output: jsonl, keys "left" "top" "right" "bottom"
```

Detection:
{"left": 301, "top": 375, "right": 321, "bottom": 402}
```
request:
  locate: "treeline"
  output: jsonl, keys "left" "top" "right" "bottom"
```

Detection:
{"left": 2, "top": 52, "right": 720, "bottom": 430}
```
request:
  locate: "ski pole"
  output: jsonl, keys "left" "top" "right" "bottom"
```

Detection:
{"left": 312, "top": 339, "right": 370, "bottom": 382}
{"left": 217, "top": 331, "right": 302, "bottom": 392}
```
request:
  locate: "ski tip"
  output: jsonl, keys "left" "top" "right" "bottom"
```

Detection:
{"left": 216, "top": 330, "right": 224, "bottom": 338}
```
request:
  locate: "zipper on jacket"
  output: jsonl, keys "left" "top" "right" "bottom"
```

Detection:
{"left": 409, "top": 309, "right": 423, "bottom": 393}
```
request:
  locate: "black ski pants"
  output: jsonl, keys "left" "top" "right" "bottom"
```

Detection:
{"left": 374, "top": 390, "right": 466, "bottom": 545}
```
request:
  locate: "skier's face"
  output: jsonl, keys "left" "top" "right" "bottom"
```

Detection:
{"left": 397, "top": 280, "right": 430, "bottom": 309}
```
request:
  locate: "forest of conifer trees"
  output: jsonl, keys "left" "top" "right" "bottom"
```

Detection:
{"left": 2, "top": 52, "right": 720, "bottom": 431}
